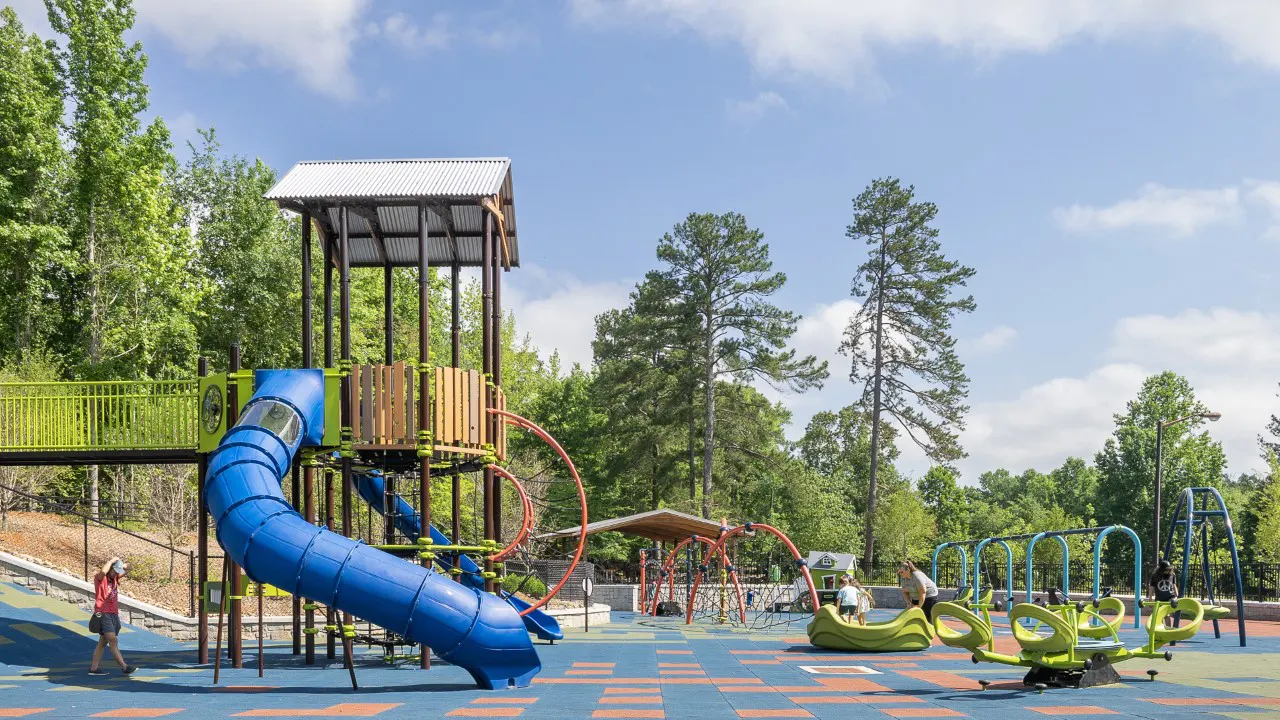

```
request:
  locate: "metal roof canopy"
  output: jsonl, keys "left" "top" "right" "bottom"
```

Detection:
{"left": 535, "top": 509, "right": 728, "bottom": 545}
{"left": 264, "top": 158, "right": 519, "bottom": 269}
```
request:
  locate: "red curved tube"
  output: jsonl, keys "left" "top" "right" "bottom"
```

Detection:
{"left": 489, "top": 408, "right": 588, "bottom": 617}
{"left": 661, "top": 534, "right": 745, "bottom": 622}
{"left": 488, "top": 464, "right": 533, "bottom": 563}
{"left": 685, "top": 523, "right": 816, "bottom": 625}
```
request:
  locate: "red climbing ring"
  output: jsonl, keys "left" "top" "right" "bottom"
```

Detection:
{"left": 488, "top": 464, "right": 534, "bottom": 564}
{"left": 653, "top": 535, "right": 744, "bottom": 620}
{"left": 488, "top": 408, "right": 588, "bottom": 617}
{"left": 685, "top": 522, "right": 817, "bottom": 624}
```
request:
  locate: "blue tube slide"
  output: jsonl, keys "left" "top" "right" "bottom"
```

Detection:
{"left": 350, "top": 469, "right": 563, "bottom": 641}
{"left": 204, "top": 369, "right": 540, "bottom": 689}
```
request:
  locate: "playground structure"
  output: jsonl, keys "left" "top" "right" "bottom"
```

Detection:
{"left": 0, "top": 158, "right": 588, "bottom": 690}
{"left": 674, "top": 522, "right": 817, "bottom": 631}
{"left": 1162, "top": 486, "right": 1247, "bottom": 646}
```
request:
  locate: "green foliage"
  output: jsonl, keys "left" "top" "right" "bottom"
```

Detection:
{"left": 1249, "top": 454, "right": 1280, "bottom": 563}
{"left": 1094, "top": 371, "right": 1226, "bottom": 557}
{"left": 501, "top": 573, "right": 547, "bottom": 599}
{"left": 843, "top": 177, "right": 976, "bottom": 568}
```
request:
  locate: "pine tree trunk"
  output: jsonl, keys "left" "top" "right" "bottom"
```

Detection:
{"left": 688, "top": 402, "right": 697, "bottom": 502}
{"left": 701, "top": 320, "right": 715, "bottom": 519}
{"left": 862, "top": 233, "right": 889, "bottom": 575}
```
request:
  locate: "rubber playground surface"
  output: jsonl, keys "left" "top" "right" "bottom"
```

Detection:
{"left": 2, "top": 581, "right": 1279, "bottom": 719}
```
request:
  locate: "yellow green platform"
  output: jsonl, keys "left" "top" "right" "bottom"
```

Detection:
{"left": 806, "top": 605, "right": 935, "bottom": 652}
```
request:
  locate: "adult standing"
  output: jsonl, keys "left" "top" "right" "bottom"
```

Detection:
{"left": 88, "top": 557, "right": 136, "bottom": 676}
{"left": 898, "top": 561, "right": 939, "bottom": 619}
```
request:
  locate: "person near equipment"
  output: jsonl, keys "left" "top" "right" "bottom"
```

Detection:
{"left": 898, "top": 561, "right": 939, "bottom": 619}
{"left": 88, "top": 557, "right": 136, "bottom": 676}
{"left": 1148, "top": 558, "right": 1180, "bottom": 627}
{"left": 836, "top": 573, "right": 870, "bottom": 625}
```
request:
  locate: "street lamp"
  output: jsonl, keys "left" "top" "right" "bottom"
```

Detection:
{"left": 1154, "top": 411, "right": 1222, "bottom": 563}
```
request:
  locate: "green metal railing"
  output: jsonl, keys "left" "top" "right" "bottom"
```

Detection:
{"left": 0, "top": 380, "right": 198, "bottom": 451}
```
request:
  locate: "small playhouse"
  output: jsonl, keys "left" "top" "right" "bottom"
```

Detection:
{"left": 806, "top": 551, "right": 858, "bottom": 589}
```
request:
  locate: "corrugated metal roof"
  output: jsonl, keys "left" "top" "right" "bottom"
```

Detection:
{"left": 266, "top": 157, "right": 520, "bottom": 268}
{"left": 265, "top": 158, "right": 512, "bottom": 200}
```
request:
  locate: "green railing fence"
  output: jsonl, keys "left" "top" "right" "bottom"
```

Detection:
{"left": 0, "top": 380, "right": 198, "bottom": 451}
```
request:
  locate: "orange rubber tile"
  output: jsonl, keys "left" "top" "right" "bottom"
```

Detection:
{"left": 568, "top": 670, "right": 615, "bottom": 675}
{"left": 92, "top": 707, "right": 185, "bottom": 712}
{"left": 740, "top": 660, "right": 782, "bottom": 665}
{"left": 234, "top": 705, "right": 402, "bottom": 717}
{"left": 445, "top": 710, "right": 524, "bottom": 718}
{"left": 710, "top": 678, "right": 764, "bottom": 684}
{"left": 599, "top": 697, "right": 663, "bottom": 705}
{"left": 1028, "top": 708, "right": 1118, "bottom": 716}
{"left": 880, "top": 710, "right": 966, "bottom": 718}
{"left": 656, "top": 650, "right": 693, "bottom": 655}
{"left": 471, "top": 698, "right": 539, "bottom": 705}
{"left": 894, "top": 670, "right": 983, "bottom": 691}
{"left": 591, "top": 711, "right": 664, "bottom": 719}
{"left": 575, "top": 663, "right": 617, "bottom": 668}
{"left": 736, "top": 711, "right": 814, "bottom": 718}
{"left": 0, "top": 713, "right": 53, "bottom": 718}
{"left": 658, "top": 663, "right": 700, "bottom": 668}
{"left": 1144, "top": 698, "right": 1280, "bottom": 708}
{"left": 814, "top": 678, "right": 893, "bottom": 692}
{"left": 789, "top": 696, "right": 925, "bottom": 705}
{"left": 730, "top": 650, "right": 777, "bottom": 655}
{"left": 604, "top": 688, "right": 662, "bottom": 695}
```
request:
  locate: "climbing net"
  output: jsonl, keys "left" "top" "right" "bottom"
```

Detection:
{"left": 686, "top": 522, "right": 816, "bottom": 631}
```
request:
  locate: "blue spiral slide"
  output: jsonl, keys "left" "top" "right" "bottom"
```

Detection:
{"left": 204, "top": 369, "right": 541, "bottom": 689}
{"left": 350, "top": 470, "right": 564, "bottom": 642}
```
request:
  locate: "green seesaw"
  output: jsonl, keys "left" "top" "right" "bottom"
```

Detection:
{"left": 931, "top": 586, "right": 1205, "bottom": 689}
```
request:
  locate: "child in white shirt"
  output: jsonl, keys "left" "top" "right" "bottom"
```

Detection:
{"left": 836, "top": 574, "right": 868, "bottom": 625}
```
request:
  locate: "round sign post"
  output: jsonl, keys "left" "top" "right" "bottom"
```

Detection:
{"left": 581, "top": 576, "right": 594, "bottom": 632}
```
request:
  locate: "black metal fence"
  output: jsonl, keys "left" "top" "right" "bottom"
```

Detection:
{"left": 0, "top": 482, "right": 198, "bottom": 616}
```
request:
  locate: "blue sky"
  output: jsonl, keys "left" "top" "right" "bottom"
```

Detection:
{"left": 11, "top": 0, "right": 1280, "bottom": 482}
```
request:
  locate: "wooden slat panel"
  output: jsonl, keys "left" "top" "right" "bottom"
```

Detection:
{"left": 455, "top": 368, "right": 465, "bottom": 443}
{"left": 378, "top": 363, "right": 389, "bottom": 443}
{"left": 361, "top": 366, "right": 374, "bottom": 442}
{"left": 470, "top": 371, "right": 482, "bottom": 446}
{"left": 373, "top": 365, "right": 383, "bottom": 442}
{"left": 433, "top": 367, "right": 443, "bottom": 446}
{"left": 349, "top": 365, "right": 362, "bottom": 443}
{"left": 405, "top": 367, "right": 415, "bottom": 438}
{"left": 394, "top": 362, "right": 405, "bottom": 443}
{"left": 436, "top": 367, "right": 449, "bottom": 445}
{"left": 445, "top": 368, "right": 457, "bottom": 444}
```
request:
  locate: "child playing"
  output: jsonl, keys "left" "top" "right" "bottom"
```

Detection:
{"left": 836, "top": 574, "right": 868, "bottom": 625}
{"left": 1148, "top": 558, "right": 1179, "bottom": 627}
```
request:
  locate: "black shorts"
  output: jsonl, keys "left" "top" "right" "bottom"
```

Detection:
{"left": 840, "top": 604, "right": 856, "bottom": 615}
{"left": 90, "top": 612, "right": 121, "bottom": 635}
{"left": 921, "top": 596, "right": 937, "bottom": 619}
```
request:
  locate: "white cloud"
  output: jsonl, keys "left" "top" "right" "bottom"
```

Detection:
{"left": 725, "top": 90, "right": 789, "bottom": 123}
{"left": 568, "top": 1, "right": 1280, "bottom": 88}
{"left": 967, "top": 325, "right": 1017, "bottom": 354}
{"left": 955, "top": 307, "right": 1279, "bottom": 482}
{"left": 503, "top": 265, "right": 633, "bottom": 370}
{"left": 1054, "top": 183, "right": 1242, "bottom": 237}
{"left": 1245, "top": 180, "right": 1280, "bottom": 239}
{"left": 131, "top": 0, "right": 368, "bottom": 99}
{"left": 376, "top": 12, "right": 451, "bottom": 54}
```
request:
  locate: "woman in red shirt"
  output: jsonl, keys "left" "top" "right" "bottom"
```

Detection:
{"left": 88, "top": 557, "right": 136, "bottom": 676}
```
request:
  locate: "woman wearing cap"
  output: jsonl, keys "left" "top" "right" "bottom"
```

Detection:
{"left": 88, "top": 557, "right": 136, "bottom": 676}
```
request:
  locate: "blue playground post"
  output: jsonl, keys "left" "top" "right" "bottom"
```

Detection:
{"left": 1094, "top": 524, "right": 1142, "bottom": 629}
{"left": 930, "top": 542, "right": 970, "bottom": 590}
{"left": 1025, "top": 532, "right": 1071, "bottom": 605}
{"left": 1163, "top": 486, "right": 1247, "bottom": 646}
{"left": 972, "top": 538, "right": 1015, "bottom": 609}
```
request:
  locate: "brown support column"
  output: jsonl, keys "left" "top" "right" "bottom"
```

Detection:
{"left": 417, "top": 205, "right": 433, "bottom": 669}
{"left": 227, "top": 343, "right": 243, "bottom": 668}
{"left": 301, "top": 208, "right": 316, "bottom": 665}
{"left": 324, "top": 463, "right": 336, "bottom": 660}
{"left": 338, "top": 206, "right": 356, "bottom": 673}
{"left": 450, "top": 263, "right": 461, "bottom": 560}
{"left": 491, "top": 216, "right": 502, "bottom": 548}
{"left": 197, "top": 356, "right": 209, "bottom": 664}
{"left": 325, "top": 222, "right": 334, "bottom": 369}
{"left": 481, "top": 212, "right": 495, "bottom": 593}
{"left": 384, "top": 263, "right": 394, "bottom": 364}
{"left": 290, "top": 462, "right": 301, "bottom": 655}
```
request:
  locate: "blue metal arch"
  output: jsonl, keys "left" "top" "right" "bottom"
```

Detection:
{"left": 1094, "top": 525, "right": 1142, "bottom": 628}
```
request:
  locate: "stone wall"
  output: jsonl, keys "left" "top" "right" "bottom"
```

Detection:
{"left": 591, "top": 584, "right": 638, "bottom": 611}
{"left": 544, "top": 603, "right": 611, "bottom": 629}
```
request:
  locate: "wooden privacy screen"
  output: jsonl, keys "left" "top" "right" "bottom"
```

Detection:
{"left": 349, "top": 363, "right": 506, "bottom": 460}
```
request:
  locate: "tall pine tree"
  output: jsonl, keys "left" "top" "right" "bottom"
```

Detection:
{"left": 843, "top": 178, "right": 975, "bottom": 571}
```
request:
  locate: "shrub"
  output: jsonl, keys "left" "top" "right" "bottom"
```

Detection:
{"left": 501, "top": 573, "right": 547, "bottom": 598}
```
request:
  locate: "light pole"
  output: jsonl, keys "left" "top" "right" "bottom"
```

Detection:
{"left": 1154, "top": 410, "right": 1222, "bottom": 563}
